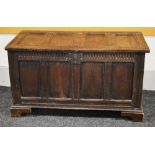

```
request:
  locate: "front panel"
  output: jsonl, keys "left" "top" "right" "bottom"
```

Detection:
{"left": 16, "top": 51, "right": 73, "bottom": 104}
{"left": 19, "top": 61, "right": 41, "bottom": 97}
{"left": 80, "top": 62, "right": 104, "bottom": 99}
{"left": 111, "top": 62, "right": 134, "bottom": 100}
{"left": 76, "top": 52, "right": 135, "bottom": 107}
{"left": 48, "top": 62, "right": 72, "bottom": 99}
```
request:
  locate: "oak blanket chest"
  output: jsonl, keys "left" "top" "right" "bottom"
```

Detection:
{"left": 5, "top": 31, "right": 150, "bottom": 121}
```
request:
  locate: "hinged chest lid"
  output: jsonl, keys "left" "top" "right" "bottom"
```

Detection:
{"left": 5, "top": 31, "right": 150, "bottom": 53}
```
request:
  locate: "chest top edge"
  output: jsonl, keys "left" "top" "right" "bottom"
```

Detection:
{"left": 5, "top": 31, "right": 150, "bottom": 53}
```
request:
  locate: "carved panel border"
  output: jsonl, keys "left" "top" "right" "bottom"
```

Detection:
{"left": 17, "top": 51, "right": 135, "bottom": 63}
{"left": 17, "top": 51, "right": 71, "bottom": 61}
{"left": 82, "top": 53, "right": 135, "bottom": 62}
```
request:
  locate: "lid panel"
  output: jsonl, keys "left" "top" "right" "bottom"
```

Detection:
{"left": 85, "top": 33, "right": 107, "bottom": 48}
{"left": 49, "top": 33, "right": 74, "bottom": 48}
{"left": 19, "top": 32, "right": 46, "bottom": 46}
{"left": 114, "top": 33, "right": 138, "bottom": 49}
{"left": 5, "top": 31, "right": 150, "bottom": 53}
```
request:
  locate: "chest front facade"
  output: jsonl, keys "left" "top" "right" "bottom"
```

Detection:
{"left": 8, "top": 51, "right": 144, "bottom": 112}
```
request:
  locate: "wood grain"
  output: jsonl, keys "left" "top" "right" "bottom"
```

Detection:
{"left": 5, "top": 31, "right": 150, "bottom": 53}
{"left": 111, "top": 62, "right": 134, "bottom": 100}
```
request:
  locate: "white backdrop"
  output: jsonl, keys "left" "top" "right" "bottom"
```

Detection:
{"left": 0, "top": 0, "right": 155, "bottom": 26}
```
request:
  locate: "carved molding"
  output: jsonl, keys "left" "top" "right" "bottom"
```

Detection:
{"left": 82, "top": 53, "right": 135, "bottom": 62}
{"left": 17, "top": 51, "right": 135, "bottom": 63}
{"left": 17, "top": 51, "right": 71, "bottom": 61}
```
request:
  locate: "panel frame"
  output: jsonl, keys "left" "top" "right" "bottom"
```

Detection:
{"left": 75, "top": 52, "right": 137, "bottom": 107}
{"left": 132, "top": 53, "right": 145, "bottom": 108}
{"left": 9, "top": 50, "right": 144, "bottom": 110}
{"left": 8, "top": 51, "right": 21, "bottom": 105}
{"left": 15, "top": 51, "right": 74, "bottom": 104}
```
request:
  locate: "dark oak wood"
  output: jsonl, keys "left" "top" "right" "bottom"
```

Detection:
{"left": 121, "top": 111, "right": 144, "bottom": 122}
{"left": 111, "top": 62, "right": 134, "bottom": 100}
{"left": 5, "top": 31, "right": 150, "bottom": 121}
{"left": 10, "top": 106, "right": 31, "bottom": 117}
{"left": 19, "top": 61, "right": 40, "bottom": 97}
{"left": 81, "top": 62, "right": 103, "bottom": 99}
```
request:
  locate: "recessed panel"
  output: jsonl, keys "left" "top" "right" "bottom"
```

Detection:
{"left": 48, "top": 62, "right": 72, "bottom": 98}
{"left": 81, "top": 63, "right": 103, "bottom": 99}
{"left": 49, "top": 34, "right": 74, "bottom": 47}
{"left": 19, "top": 61, "right": 40, "bottom": 97}
{"left": 115, "top": 33, "right": 138, "bottom": 48}
{"left": 111, "top": 62, "right": 134, "bottom": 99}
{"left": 85, "top": 33, "right": 107, "bottom": 48}
{"left": 20, "top": 32, "right": 46, "bottom": 46}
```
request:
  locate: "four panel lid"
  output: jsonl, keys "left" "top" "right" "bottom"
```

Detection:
{"left": 5, "top": 31, "right": 150, "bottom": 53}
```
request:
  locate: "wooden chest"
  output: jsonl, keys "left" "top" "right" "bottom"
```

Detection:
{"left": 5, "top": 31, "right": 150, "bottom": 121}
